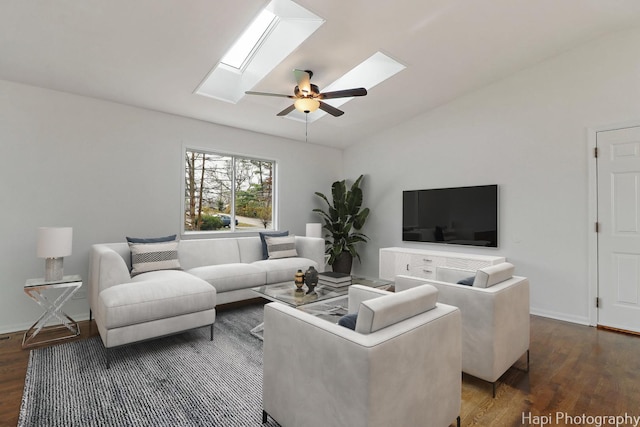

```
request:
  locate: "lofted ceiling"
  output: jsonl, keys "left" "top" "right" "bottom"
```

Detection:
{"left": 2, "top": 0, "right": 640, "bottom": 148}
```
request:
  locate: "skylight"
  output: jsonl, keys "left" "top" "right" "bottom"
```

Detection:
{"left": 196, "top": 0, "right": 324, "bottom": 104}
{"left": 220, "top": 9, "right": 277, "bottom": 70}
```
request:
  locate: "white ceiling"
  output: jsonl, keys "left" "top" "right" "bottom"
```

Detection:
{"left": 2, "top": 0, "right": 640, "bottom": 148}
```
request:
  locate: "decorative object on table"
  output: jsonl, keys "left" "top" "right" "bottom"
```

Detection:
{"left": 305, "top": 223, "right": 322, "bottom": 238}
{"left": 318, "top": 271, "right": 352, "bottom": 289}
{"left": 313, "top": 174, "right": 369, "bottom": 274}
{"left": 294, "top": 269, "right": 305, "bottom": 291}
{"left": 304, "top": 265, "right": 319, "bottom": 293}
{"left": 293, "top": 290, "right": 305, "bottom": 304}
{"left": 37, "top": 227, "right": 73, "bottom": 281}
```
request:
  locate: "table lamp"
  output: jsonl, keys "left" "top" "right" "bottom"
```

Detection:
{"left": 37, "top": 227, "right": 73, "bottom": 281}
{"left": 305, "top": 223, "right": 322, "bottom": 238}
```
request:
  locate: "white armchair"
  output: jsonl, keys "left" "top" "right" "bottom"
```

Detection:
{"left": 262, "top": 284, "right": 461, "bottom": 427}
{"left": 395, "top": 262, "right": 530, "bottom": 397}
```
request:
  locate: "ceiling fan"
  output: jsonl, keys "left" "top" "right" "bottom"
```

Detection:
{"left": 245, "top": 69, "right": 367, "bottom": 117}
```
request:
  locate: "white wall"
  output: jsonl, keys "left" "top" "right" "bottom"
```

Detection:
{"left": 0, "top": 80, "right": 342, "bottom": 333}
{"left": 345, "top": 27, "right": 640, "bottom": 324}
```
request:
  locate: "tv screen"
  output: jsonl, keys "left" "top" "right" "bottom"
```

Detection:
{"left": 402, "top": 185, "right": 498, "bottom": 247}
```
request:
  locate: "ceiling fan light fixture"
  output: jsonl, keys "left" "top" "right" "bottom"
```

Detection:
{"left": 294, "top": 97, "right": 320, "bottom": 113}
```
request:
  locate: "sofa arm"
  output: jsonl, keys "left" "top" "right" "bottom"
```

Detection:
{"left": 395, "top": 274, "right": 433, "bottom": 292}
{"left": 294, "top": 236, "right": 325, "bottom": 272}
{"left": 88, "top": 245, "right": 132, "bottom": 312}
{"left": 347, "top": 284, "right": 392, "bottom": 313}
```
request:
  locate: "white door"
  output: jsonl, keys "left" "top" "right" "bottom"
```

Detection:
{"left": 597, "top": 126, "right": 640, "bottom": 333}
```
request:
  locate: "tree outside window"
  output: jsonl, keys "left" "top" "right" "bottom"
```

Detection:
{"left": 184, "top": 149, "right": 274, "bottom": 232}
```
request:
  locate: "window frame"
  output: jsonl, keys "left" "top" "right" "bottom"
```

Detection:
{"left": 181, "top": 146, "right": 277, "bottom": 236}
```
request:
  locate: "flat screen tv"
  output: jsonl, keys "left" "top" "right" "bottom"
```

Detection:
{"left": 402, "top": 185, "right": 498, "bottom": 247}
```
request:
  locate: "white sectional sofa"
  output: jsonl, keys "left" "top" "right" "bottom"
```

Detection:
{"left": 88, "top": 234, "right": 325, "bottom": 365}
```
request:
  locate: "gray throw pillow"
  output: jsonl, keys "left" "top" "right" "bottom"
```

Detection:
{"left": 126, "top": 235, "right": 176, "bottom": 243}
{"left": 338, "top": 313, "right": 358, "bottom": 330}
{"left": 457, "top": 276, "right": 475, "bottom": 286}
{"left": 259, "top": 231, "right": 288, "bottom": 260}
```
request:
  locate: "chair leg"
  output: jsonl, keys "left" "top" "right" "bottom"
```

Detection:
{"left": 457, "top": 415, "right": 461, "bottom": 427}
{"left": 525, "top": 349, "right": 530, "bottom": 372}
{"left": 210, "top": 324, "right": 214, "bottom": 341}
{"left": 262, "top": 410, "right": 268, "bottom": 423}
{"left": 492, "top": 382, "right": 496, "bottom": 398}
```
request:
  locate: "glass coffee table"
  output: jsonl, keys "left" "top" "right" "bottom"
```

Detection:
{"left": 250, "top": 276, "right": 393, "bottom": 339}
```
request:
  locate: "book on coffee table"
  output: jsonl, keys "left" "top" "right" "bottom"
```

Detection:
{"left": 318, "top": 272, "right": 352, "bottom": 288}
{"left": 318, "top": 272, "right": 351, "bottom": 283}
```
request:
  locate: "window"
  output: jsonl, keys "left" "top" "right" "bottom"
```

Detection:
{"left": 184, "top": 149, "right": 275, "bottom": 233}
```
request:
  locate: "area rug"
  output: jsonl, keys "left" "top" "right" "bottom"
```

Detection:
{"left": 18, "top": 304, "right": 281, "bottom": 427}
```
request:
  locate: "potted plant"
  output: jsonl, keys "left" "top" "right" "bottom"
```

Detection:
{"left": 313, "top": 175, "right": 370, "bottom": 274}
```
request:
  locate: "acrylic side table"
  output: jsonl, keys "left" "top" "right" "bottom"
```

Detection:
{"left": 22, "top": 275, "right": 82, "bottom": 349}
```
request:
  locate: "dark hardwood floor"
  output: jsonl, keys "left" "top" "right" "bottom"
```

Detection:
{"left": 1, "top": 313, "right": 639, "bottom": 426}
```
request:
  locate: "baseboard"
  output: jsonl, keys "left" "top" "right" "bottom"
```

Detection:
{"left": 529, "top": 307, "right": 591, "bottom": 326}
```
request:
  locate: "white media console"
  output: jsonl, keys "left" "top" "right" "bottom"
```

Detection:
{"left": 379, "top": 247, "right": 505, "bottom": 281}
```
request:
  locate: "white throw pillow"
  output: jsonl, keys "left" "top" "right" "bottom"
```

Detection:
{"left": 265, "top": 235, "right": 298, "bottom": 259}
{"left": 128, "top": 240, "right": 182, "bottom": 277}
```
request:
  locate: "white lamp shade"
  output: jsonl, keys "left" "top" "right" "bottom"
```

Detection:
{"left": 37, "top": 227, "right": 73, "bottom": 258}
{"left": 306, "top": 223, "right": 323, "bottom": 238}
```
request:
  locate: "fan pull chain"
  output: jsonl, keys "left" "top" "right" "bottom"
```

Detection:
{"left": 305, "top": 113, "right": 309, "bottom": 143}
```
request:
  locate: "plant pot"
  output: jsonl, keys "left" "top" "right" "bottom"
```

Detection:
{"left": 332, "top": 251, "right": 353, "bottom": 275}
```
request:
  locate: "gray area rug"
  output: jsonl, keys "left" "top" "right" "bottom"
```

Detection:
{"left": 18, "top": 303, "right": 281, "bottom": 427}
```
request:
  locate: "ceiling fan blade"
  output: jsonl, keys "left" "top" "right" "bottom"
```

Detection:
{"left": 276, "top": 104, "right": 296, "bottom": 116}
{"left": 293, "top": 69, "right": 312, "bottom": 95}
{"left": 245, "top": 91, "right": 295, "bottom": 99}
{"left": 318, "top": 101, "right": 344, "bottom": 117}
{"left": 319, "top": 87, "right": 367, "bottom": 100}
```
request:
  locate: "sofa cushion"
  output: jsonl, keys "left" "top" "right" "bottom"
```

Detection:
{"left": 236, "top": 236, "right": 265, "bottom": 263}
{"left": 178, "top": 238, "right": 242, "bottom": 270}
{"left": 473, "top": 262, "right": 515, "bottom": 288}
{"left": 187, "top": 263, "right": 266, "bottom": 293}
{"left": 259, "top": 231, "right": 289, "bottom": 260}
{"left": 265, "top": 235, "right": 298, "bottom": 259}
{"left": 252, "top": 258, "right": 318, "bottom": 284}
{"left": 99, "top": 272, "right": 216, "bottom": 329}
{"left": 356, "top": 284, "right": 438, "bottom": 334}
{"left": 128, "top": 240, "right": 182, "bottom": 277}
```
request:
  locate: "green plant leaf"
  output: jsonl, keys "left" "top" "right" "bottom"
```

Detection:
{"left": 353, "top": 207, "right": 370, "bottom": 230}
{"left": 314, "top": 191, "right": 330, "bottom": 207}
